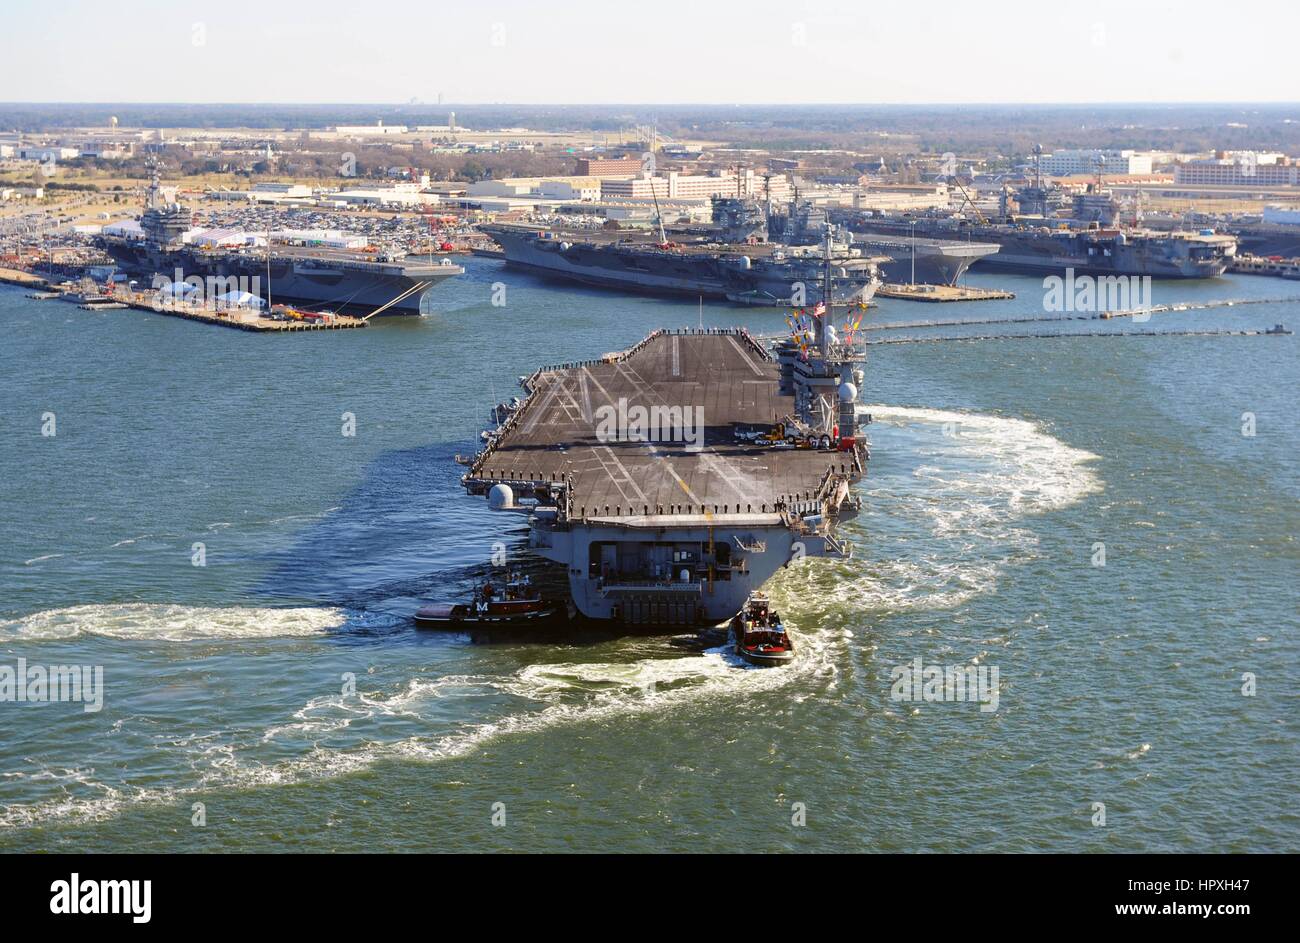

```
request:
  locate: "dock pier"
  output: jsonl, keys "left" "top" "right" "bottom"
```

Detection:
{"left": 109, "top": 291, "right": 369, "bottom": 332}
{"left": 876, "top": 283, "right": 1016, "bottom": 302}
{"left": 2, "top": 270, "right": 367, "bottom": 332}
{"left": 0, "top": 267, "right": 50, "bottom": 289}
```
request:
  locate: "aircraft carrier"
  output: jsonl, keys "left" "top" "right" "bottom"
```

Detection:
{"left": 758, "top": 197, "right": 1001, "bottom": 285}
{"left": 462, "top": 309, "right": 867, "bottom": 624}
{"left": 851, "top": 214, "right": 1237, "bottom": 279}
{"left": 96, "top": 170, "right": 463, "bottom": 315}
{"left": 844, "top": 177, "right": 1238, "bottom": 279}
{"left": 481, "top": 223, "right": 884, "bottom": 307}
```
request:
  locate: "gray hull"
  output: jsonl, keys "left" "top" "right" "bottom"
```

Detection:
{"left": 854, "top": 220, "right": 1237, "bottom": 278}
{"left": 973, "top": 237, "right": 1234, "bottom": 278}
{"left": 485, "top": 227, "right": 879, "bottom": 307}
{"left": 488, "top": 227, "right": 729, "bottom": 297}
{"left": 98, "top": 240, "right": 462, "bottom": 314}
{"left": 531, "top": 517, "right": 836, "bottom": 623}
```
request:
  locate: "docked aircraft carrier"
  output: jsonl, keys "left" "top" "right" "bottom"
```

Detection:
{"left": 481, "top": 223, "right": 885, "bottom": 307}
{"left": 759, "top": 197, "right": 1001, "bottom": 285}
{"left": 842, "top": 175, "right": 1238, "bottom": 279}
{"left": 462, "top": 312, "right": 866, "bottom": 624}
{"left": 850, "top": 214, "right": 1237, "bottom": 279}
{"left": 96, "top": 170, "right": 463, "bottom": 315}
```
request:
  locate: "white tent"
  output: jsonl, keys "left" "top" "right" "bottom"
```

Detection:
{"left": 215, "top": 290, "right": 265, "bottom": 310}
{"left": 156, "top": 281, "right": 201, "bottom": 303}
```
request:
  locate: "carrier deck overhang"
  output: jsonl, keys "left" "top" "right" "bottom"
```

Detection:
{"left": 462, "top": 328, "right": 866, "bottom": 624}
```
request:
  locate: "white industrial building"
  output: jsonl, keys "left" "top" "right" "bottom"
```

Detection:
{"left": 1, "top": 186, "right": 45, "bottom": 201}
{"left": 190, "top": 228, "right": 266, "bottom": 248}
{"left": 333, "top": 181, "right": 437, "bottom": 207}
{"left": 466, "top": 178, "right": 538, "bottom": 198}
{"left": 467, "top": 176, "right": 603, "bottom": 201}
{"left": 539, "top": 178, "right": 603, "bottom": 201}
{"left": 78, "top": 144, "right": 131, "bottom": 160}
{"left": 1038, "top": 149, "right": 1153, "bottom": 176}
{"left": 252, "top": 182, "right": 312, "bottom": 199}
{"left": 17, "top": 146, "right": 80, "bottom": 162}
{"left": 209, "top": 182, "right": 314, "bottom": 203}
{"left": 333, "top": 121, "right": 408, "bottom": 136}
{"left": 853, "top": 184, "right": 951, "bottom": 212}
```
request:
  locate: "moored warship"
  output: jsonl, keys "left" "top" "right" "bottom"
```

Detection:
{"left": 96, "top": 169, "right": 463, "bottom": 315}
{"left": 850, "top": 211, "right": 1238, "bottom": 279}
{"left": 481, "top": 223, "right": 884, "bottom": 307}
{"left": 708, "top": 195, "right": 1000, "bottom": 286}
{"left": 844, "top": 161, "right": 1238, "bottom": 279}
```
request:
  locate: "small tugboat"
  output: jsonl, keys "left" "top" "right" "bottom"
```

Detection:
{"left": 730, "top": 593, "right": 795, "bottom": 667}
{"left": 414, "top": 573, "right": 555, "bottom": 628}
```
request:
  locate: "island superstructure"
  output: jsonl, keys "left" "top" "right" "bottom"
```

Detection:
{"left": 740, "top": 195, "right": 1002, "bottom": 285}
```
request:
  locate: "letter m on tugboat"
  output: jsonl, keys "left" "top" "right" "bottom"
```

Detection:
{"left": 414, "top": 573, "right": 555, "bottom": 627}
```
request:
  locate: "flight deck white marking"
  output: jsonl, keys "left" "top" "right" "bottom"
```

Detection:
{"left": 589, "top": 448, "right": 635, "bottom": 504}
{"left": 595, "top": 446, "right": 648, "bottom": 503}
{"left": 725, "top": 335, "right": 765, "bottom": 376}
{"left": 619, "top": 357, "right": 758, "bottom": 501}
{"left": 553, "top": 378, "right": 586, "bottom": 425}
{"left": 697, "top": 450, "right": 755, "bottom": 502}
{"left": 582, "top": 366, "right": 615, "bottom": 405}
{"left": 578, "top": 369, "right": 593, "bottom": 423}
{"left": 523, "top": 376, "right": 561, "bottom": 433}
{"left": 586, "top": 346, "right": 756, "bottom": 514}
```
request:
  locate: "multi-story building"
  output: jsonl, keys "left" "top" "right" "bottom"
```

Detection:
{"left": 538, "top": 177, "right": 602, "bottom": 201}
{"left": 1174, "top": 153, "right": 1300, "bottom": 187}
{"left": 576, "top": 157, "right": 645, "bottom": 177}
{"left": 600, "top": 170, "right": 791, "bottom": 203}
{"left": 1038, "top": 149, "right": 1153, "bottom": 176}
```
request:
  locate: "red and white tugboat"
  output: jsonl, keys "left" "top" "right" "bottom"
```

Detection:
{"left": 414, "top": 573, "right": 555, "bottom": 628}
{"left": 730, "top": 593, "right": 795, "bottom": 667}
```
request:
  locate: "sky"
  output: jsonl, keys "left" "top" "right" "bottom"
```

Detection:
{"left": 2, "top": 0, "right": 1297, "bottom": 105}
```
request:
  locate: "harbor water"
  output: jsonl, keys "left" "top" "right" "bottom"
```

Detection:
{"left": 1, "top": 261, "right": 1296, "bottom": 851}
